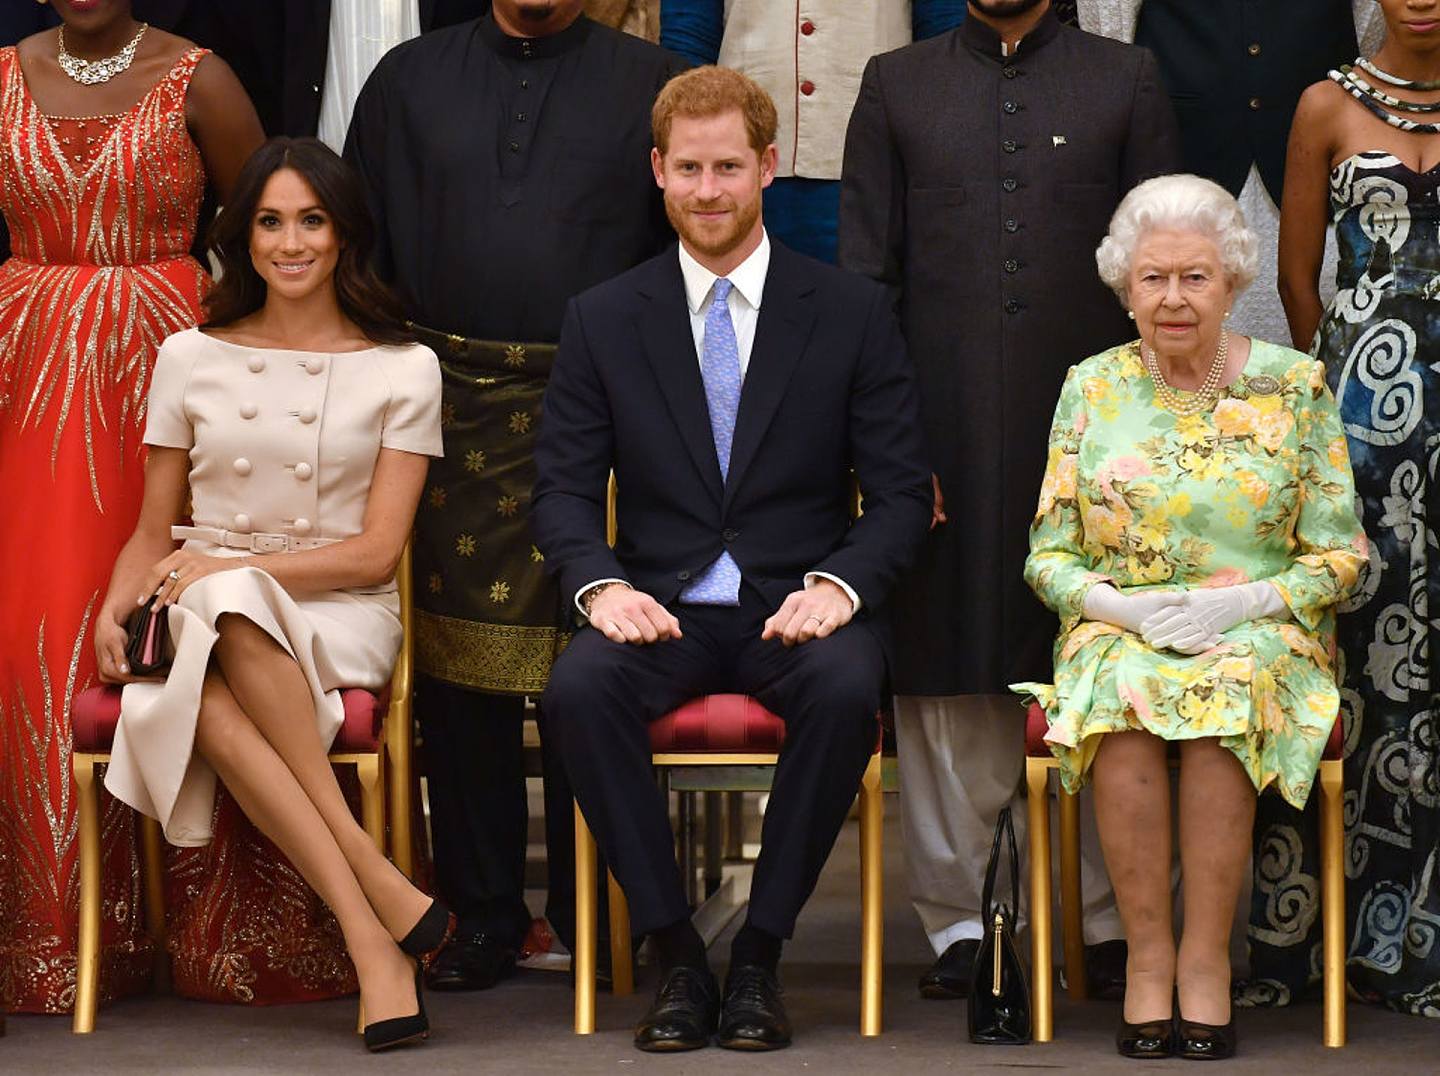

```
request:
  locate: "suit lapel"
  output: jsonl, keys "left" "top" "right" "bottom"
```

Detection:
{"left": 636, "top": 255, "right": 726, "bottom": 503}
{"left": 724, "top": 246, "right": 816, "bottom": 511}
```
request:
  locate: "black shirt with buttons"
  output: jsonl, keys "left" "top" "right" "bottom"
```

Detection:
{"left": 345, "top": 15, "right": 685, "bottom": 344}
{"left": 1134, "top": 0, "right": 1358, "bottom": 200}
{"left": 839, "top": 9, "right": 1183, "bottom": 693}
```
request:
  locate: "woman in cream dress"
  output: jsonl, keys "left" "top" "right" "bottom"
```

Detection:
{"left": 95, "top": 138, "right": 449, "bottom": 1051}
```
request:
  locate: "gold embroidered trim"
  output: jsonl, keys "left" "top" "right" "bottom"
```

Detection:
{"left": 414, "top": 610, "right": 569, "bottom": 694}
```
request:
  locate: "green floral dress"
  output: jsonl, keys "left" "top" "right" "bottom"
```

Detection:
{"left": 1012, "top": 339, "right": 1368, "bottom": 808}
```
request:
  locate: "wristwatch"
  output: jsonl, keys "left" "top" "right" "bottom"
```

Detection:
{"left": 581, "top": 580, "right": 632, "bottom": 618}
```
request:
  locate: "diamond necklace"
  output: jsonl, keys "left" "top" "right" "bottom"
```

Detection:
{"left": 1142, "top": 332, "right": 1229, "bottom": 418}
{"left": 57, "top": 22, "right": 147, "bottom": 86}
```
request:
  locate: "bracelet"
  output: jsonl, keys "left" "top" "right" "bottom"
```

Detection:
{"left": 581, "top": 580, "right": 632, "bottom": 618}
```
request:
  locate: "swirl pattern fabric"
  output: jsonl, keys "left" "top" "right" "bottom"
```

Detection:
{"left": 1244, "top": 152, "right": 1440, "bottom": 1018}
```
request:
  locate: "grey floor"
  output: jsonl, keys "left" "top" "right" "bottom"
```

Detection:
{"left": 3, "top": 811, "right": 1435, "bottom": 1074}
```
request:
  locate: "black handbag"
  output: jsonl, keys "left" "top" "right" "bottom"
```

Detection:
{"left": 123, "top": 599, "right": 171, "bottom": 676}
{"left": 967, "top": 805, "right": 1032, "bottom": 1045}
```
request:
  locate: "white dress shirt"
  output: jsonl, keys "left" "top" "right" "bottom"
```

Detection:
{"left": 575, "top": 231, "right": 860, "bottom": 618}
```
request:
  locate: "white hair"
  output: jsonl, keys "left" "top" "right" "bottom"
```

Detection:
{"left": 1095, "top": 173, "right": 1259, "bottom": 305}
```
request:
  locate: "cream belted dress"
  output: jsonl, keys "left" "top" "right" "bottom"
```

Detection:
{"left": 104, "top": 328, "right": 442, "bottom": 846}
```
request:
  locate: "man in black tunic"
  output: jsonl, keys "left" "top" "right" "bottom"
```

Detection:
{"left": 839, "top": 0, "right": 1181, "bottom": 1000}
{"left": 345, "top": 0, "right": 683, "bottom": 991}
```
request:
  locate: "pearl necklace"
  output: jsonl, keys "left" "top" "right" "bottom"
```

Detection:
{"left": 57, "top": 23, "right": 147, "bottom": 86}
{"left": 1356, "top": 56, "right": 1440, "bottom": 92}
{"left": 1142, "top": 333, "right": 1228, "bottom": 418}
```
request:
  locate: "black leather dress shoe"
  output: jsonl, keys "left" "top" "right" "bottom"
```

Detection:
{"left": 1116, "top": 1016, "right": 1174, "bottom": 1059}
{"left": 918, "top": 939, "right": 979, "bottom": 999}
{"left": 717, "top": 964, "right": 792, "bottom": 1051}
{"left": 1084, "top": 939, "right": 1129, "bottom": 1001}
{"left": 424, "top": 931, "right": 517, "bottom": 992}
{"left": 634, "top": 966, "right": 720, "bottom": 1052}
{"left": 1178, "top": 1017, "right": 1237, "bottom": 1060}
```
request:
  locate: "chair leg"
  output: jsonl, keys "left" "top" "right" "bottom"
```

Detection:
{"left": 859, "top": 752, "right": 884, "bottom": 1037}
{"left": 1058, "top": 786, "right": 1087, "bottom": 1001}
{"left": 1025, "top": 758, "right": 1054, "bottom": 1043}
{"left": 574, "top": 801, "right": 598, "bottom": 1034}
{"left": 139, "top": 815, "right": 170, "bottom": 992}
{"left": 356, "top": 756, "right": 385, "bottom": 853}
{"left": 387, "top": 701, "right": 415, "bottom": 880}
{"left": 1319, "top": 758, "right": 1346, "bottom": 1047}
{"left": 607, "top": 870, "right": 634, "bottom": 996}
{"left": 71, "top": 754, "right": 102, "bottom": 1034}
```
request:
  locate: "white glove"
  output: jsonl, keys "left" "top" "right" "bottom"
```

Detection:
{"left": 1082, "top": 583, "right": 1184, "bottom": 635}
{"left": 1139, "top": 581, "right": 1290, "bottom": 655}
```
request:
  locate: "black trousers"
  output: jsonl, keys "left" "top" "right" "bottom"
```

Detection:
{"left": 417, "top": 680, "right": 586, "bottom": 946}
{"left": 540, "top": 586, "right": 881, "bottom": 939}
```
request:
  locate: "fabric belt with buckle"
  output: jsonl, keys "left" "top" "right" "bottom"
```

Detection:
{"left": 172, "top": 525, "right": 340, "bottom": 553}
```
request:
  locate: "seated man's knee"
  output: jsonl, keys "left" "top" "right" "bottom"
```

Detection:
{"left": 541, "top": 631, "right": 634, "bottom": 723}
{"left": 793, "top": 634, "right": 884, "bottom": 724}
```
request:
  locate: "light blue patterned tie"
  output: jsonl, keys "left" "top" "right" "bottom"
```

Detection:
{"left": 681, "top": 278, "right": 743, "bottom": 605}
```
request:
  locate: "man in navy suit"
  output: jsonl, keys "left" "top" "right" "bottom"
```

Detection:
{"left": 532, "top": 66, "right": 931, "bottom": 1052}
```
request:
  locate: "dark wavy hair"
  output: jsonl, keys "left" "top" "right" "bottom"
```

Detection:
{"left": 202, "top": 137, "right": 413, "bottom": 345}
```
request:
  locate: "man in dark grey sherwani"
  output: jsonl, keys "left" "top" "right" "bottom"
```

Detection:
{"left": 838, "top": 0, "right": 1181, "bottom": 1000}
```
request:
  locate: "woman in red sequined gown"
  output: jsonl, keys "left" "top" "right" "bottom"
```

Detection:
{"left": 0, "top": 5, "right": 357, "bottom": 1014}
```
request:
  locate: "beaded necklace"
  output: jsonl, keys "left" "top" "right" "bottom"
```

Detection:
{"left": 1327, "top": 67, "right": 1440, "bottom": 135}
{"left": 1356, "top": 56, "right": 1440, "bottom": 92}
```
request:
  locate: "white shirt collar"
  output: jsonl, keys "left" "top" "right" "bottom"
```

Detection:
{"left": 678, "top": 229, "right": 770, "bottom": 315}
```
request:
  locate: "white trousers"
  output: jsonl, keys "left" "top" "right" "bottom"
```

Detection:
{"left": 895, "top": 694, "right": 1124, "bottom": 955}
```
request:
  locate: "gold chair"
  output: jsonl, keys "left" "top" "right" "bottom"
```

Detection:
{"left": 570, "top": 477, "right": 884, "bottom": 1037}
{"left": 573, "top": 734, "right": 885, "bottom": 1036}
{"left": 69, "top": 544, "right": 418, "bottom": 1033}
{"left": 1022, "top": 701, "right": 1347, "bottom": 1047}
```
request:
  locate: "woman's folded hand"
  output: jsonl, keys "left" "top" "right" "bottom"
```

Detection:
{"left": 1081, "top": 583, "right": 1184, "bottom": 635}
{"left": 1140, "top": 581, "right": 1290, "bottom": 654}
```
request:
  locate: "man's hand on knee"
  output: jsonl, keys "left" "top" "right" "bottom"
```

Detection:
{"left": 588, "top": 586, "right": 682, "bottom": 645}
{"left": 762, "top": 580, "right": 854, "bottom": 648}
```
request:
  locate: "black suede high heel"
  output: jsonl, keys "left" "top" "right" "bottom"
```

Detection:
{"left": 1116, "top": 1015, "right": 1175, "bottom": 1059}
{"left": 363, "top": 961, "right": 429, "bottom": 1053}
{"left": 398, "top": 898, "right": 453, "bottom": 961}
{"left": 1177, "top": 1016, "right": 1236, "bottom": 1060}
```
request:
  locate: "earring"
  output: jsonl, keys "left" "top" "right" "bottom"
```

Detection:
{"left": 1224, "top": 310, "right": 1232, "bottom": 319}
{"left": 1127, "top": 310, "right": 1135, "bottom": 320}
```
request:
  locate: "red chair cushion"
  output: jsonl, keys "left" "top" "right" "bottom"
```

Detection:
{"left": 649, "top": 694, "right": 787, "bottom": 753}
{"left": 71, "top": 684, "right": 388, "bottom": 754}
{"left": 1024, "top": 700, "right": 1344, "bottom": 761}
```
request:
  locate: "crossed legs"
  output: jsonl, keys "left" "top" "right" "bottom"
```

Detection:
{"left": 192, "top": 613, "right": 430, "bottom": 1023}
{"left": 1092, "top": 731, "right": 1253, "bottom": 1025}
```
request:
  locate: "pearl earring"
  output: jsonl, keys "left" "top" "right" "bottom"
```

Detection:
{"left": 1127, "top": 310, "right": 1135, "bottom": 320}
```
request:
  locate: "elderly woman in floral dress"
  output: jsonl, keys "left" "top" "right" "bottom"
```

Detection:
{"left": 1014, "top": 173, "right": 1367, "bottom": 1061}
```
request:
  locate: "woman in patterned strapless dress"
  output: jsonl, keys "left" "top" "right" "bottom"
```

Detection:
{"left": 1274, "top": 0, "right": 1440, "bottom": 1018}
{"left": 0, "top": 4, "right": 267, "bottom": 1014}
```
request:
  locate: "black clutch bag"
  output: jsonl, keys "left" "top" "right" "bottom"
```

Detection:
{"left": 967, "top": 805, "right": 1032, "bottom": 1045}
{"left": 123, "top": 600, "right": 171, "bottom": 676}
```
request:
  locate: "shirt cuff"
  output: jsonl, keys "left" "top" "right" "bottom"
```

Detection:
{"left": 574, "top": 578, "right": 629, "bottom": 619}
{"left": 805, "top": 571, "right": 862, "bottom": 614}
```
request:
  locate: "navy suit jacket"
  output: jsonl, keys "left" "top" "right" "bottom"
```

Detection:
{"left": 532, "top": 240, "right": 932, "bottom": 627}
